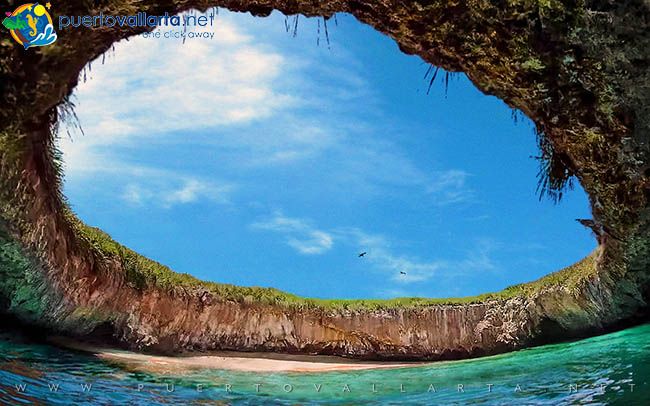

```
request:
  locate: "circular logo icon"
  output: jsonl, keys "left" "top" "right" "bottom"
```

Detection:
{"left": 3, "top": 3, "right": 57, "bottom": 49}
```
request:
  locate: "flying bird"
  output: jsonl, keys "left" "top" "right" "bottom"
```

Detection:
{"left": 358, "top": 252, "right": 367, "bottom": 257}
{"left": 400, "top": 271, "right": 407, "bottom": 275}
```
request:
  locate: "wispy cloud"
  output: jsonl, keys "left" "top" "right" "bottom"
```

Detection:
{"left": 58, "top": 15, "right": 289, "bottom": 207}
{"left": 287, "top": 231, "right": 334, "bottom": 255}
{"left": 164, "top": 179, "right": 230, "bottom": 205}
{"left": 251, "top": 212, "right": 334, "bottom": 255}
{"left": 253, "top": 212, "right": 498, "bottom": 285}
{"left": 339, "top": 228, "right": 495, "bottom": 284}
{"left": 121, "top": 183, "right": 152, "bottom": 205}
{"left": 59, "top": 17, "right": 294, "bottom": 171}
{"left": 427, "top": 170, "right": 474, "bottom": 205}
{"left": 69, "top": 20, "right": 292, "bottom": 139}
{"left": 122, "top": 178, "right": 232, "bottom": 208}
{"left": 58, "top": 10, "right": 479, "bottom": 212}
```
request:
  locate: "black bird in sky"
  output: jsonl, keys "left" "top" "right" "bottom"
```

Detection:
{"left": 400, "top": 271, "right": 407, "bottom": 275}
{"left": 358, "top": 252, "right": 367, "bottom": 257}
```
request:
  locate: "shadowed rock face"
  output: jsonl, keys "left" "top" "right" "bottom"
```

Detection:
{"left": 0, "top": 1, "right": 648, "bottom": 360}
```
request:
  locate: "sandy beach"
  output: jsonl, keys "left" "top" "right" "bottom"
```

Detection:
{"left": 50, "top": 337, "right": 426, "bottom": 373}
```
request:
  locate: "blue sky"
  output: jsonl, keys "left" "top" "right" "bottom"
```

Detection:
{"left": 59, "top": 10, "right": 595, "bottom": 300}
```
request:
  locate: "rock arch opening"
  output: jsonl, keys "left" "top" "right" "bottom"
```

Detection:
{"left": 59, "top": 9, "right": 595, "bottom": 301}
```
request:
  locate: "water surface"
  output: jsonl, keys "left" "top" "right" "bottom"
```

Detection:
{"left": 1, "top": 324, "right": 649, "bottom": 404}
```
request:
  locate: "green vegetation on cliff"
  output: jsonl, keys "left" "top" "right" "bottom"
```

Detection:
{"left": 73, "top": 219, "right": 598, "bottom": 311}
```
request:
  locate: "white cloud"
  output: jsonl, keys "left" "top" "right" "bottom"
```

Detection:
{"left": 57, "top": 12, "right": 297, "bottom": 207}
{"left": 57, "top": 10, "right": 477, "bottom": 210}
{"left": 251, "top": 212, "right": 334, "bottom": 255}
{"left": 339, "top": 228, "right": 448, "bottom": 283}
{"left": 287, "top": 231, "right": 334, "bottom": 255}
{"left": 57, "top": 14, "right": 294, "bottom": 178}
{"left": 252, "top": 212, "right": 498, "bottom": 283}
{"left": 122, "top": 183, "right": 151, "bottom": 205}
{"left": 74, "top": 22, "right": 291, "bottom": 135}
{"left": 164, "top": 179, "right": 226, "bottom": 205}
{"left": 341, "top": 228, "right": 498, "bottom": 285}
{"left": 122, "top": 178, "right": 232, "bottom": 208}
{"left": 427, "top": 170, "right": 473, "bottom": 205}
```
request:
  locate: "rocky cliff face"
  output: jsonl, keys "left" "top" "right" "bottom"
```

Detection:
{"left": 0, "top": 0, "right": 648, "bottom": 360}
{"left": 0, "top": 206, "right": 646, "bottom": 360}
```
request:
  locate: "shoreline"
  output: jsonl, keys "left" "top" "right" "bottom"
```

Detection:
{"left": 50, "top": 337, "right": 429, "bottom": 373}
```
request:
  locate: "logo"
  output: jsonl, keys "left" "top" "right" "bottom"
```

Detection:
{"left": 2, "top": 2, "right": 57, "bottom": 49}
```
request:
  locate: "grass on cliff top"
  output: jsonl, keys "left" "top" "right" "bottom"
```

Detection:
{"left": 75, "top": 221, "right": 598, "bottom": 311}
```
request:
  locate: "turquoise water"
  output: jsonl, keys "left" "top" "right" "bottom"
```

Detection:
{"left": 1, "top": 324, "right": 649, "bottom": 405}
